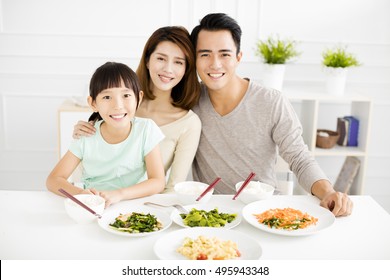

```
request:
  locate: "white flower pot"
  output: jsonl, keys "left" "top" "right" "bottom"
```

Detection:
{"left": 262, "top": 64, "right": 286, "bottom": 91}
{"left": 323, "top": 67, "right": 348, "bottom": 96}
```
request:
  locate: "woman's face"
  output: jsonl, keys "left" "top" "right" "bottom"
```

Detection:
{"left": 147, "top": 41, "right": 186, "bottom": 94}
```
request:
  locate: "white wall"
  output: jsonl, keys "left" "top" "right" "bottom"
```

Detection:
{"left": 1, "top": 0, "right": 389, "bottom": 194}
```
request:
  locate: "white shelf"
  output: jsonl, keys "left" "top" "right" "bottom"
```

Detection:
{"left": 285, "top": 88, "right": 372, "bottom": 195}
{"left": 313, "top": 146, "right": 366, "bottom": 157}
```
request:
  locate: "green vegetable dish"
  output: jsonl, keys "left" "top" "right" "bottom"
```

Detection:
{"left": 109, "top": 212, "right": 162, "bottom": 233}
{"left": 179, "top": 208, "right": 237, "bottom": 227}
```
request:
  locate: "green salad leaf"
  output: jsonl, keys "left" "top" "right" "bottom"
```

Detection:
{"left": 179, "top": 208, "right": 237, "bottom": 227}
{"left": 109, "top": 212, "right": 162, "bottom": 233}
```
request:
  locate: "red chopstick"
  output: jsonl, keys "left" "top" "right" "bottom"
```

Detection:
{"left": 59, "top": 188, "right": 102, "bottom": 219}
{"left": 232, "top": 172, "right": 256, "bottom": 200}
{"left": 195, "top": 177, "right": 221, "bottom": 201}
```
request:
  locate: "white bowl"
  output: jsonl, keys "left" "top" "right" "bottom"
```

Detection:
{"left": 64, "top": 194, "right": 105, "bottom": 224}
{"left": 235, "top": 181, "right": 275, "bottom": 204}
{"left": 174, "top": 181, "right": 213, "bottom": 205}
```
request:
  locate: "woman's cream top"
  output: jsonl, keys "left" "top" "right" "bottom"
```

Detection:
{"left": 159, "top": 110, "right": 201, "bottom": 193}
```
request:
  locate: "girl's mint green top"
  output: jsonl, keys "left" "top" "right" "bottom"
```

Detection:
{"left": 69, "top": 117, "right": 164, "bottom": 191}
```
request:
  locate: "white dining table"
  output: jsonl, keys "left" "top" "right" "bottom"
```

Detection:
{"left": 0, "top": 190, "right": 389, "bottom": 260}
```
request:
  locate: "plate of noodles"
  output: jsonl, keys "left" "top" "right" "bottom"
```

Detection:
{"left": 242, "top": 197, "right": 335, "bottom": 236}
{"left": 153, "top": 228, "right": 262, "bottom": 260}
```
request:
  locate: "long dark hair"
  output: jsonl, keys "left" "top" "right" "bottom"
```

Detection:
{"left": 88, "top": 62, "right": 142, "bottom": 122}
{"left": 136, "top": 26, "right": 200, "bottom": 110}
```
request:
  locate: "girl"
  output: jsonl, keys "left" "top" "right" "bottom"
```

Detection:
{"left": 73, "top": 27, "right": 201, "bottom": 192}
{"left": 47, "top": 62, "right": 165, "bottom": 207}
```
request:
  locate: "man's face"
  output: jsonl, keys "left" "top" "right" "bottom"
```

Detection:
{"left": 195, "top": 30, "right": 242, "bottom": 93}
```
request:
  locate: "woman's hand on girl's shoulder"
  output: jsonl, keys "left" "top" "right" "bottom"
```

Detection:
{"left": 73, "top": 121, "right": 96, "bottom": 139}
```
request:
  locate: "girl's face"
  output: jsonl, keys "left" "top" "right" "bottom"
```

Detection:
{"left": 147, "top": 41, "right": 186, "bottom": 94}
{"left": 89, "top": 80, "right": 141, "bottom": 130}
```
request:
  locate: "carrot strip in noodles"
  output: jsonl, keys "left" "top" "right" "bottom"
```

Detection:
{"left": 254, "top": 207, "right": 318, "bottom": 230}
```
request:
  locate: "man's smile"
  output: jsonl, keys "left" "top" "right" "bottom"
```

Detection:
{"left": 208, "top": 73, "right": 225, "bottom": 79}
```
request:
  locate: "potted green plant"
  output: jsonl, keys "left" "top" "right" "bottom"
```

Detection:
{"left": 322, "top": 46, "right": 360, "bottom": 96}
{"left": 255, "top": 35, "right": 300, "bottom": 91}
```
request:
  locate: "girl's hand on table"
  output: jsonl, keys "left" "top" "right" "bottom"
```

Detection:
{"left": 94, "top": 190, "right": 122, "bottom": 208}
{"left": 80, "top": 188, "right": 95, "bottom": 195}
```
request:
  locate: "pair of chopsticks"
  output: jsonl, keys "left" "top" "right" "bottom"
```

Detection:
{"left": 59, "top": 188, "right": 102, "bottom": 219}
{"left": 195, "top": 177, "right": 222, "bottom": 201}
{"left": 232, "top": 172, "right": 256, "bottom": 200}
{"left": 195, "top": 172, "right": 256, "bottom": 201}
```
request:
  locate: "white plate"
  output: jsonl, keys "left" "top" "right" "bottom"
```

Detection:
{"left": 242, "top": 198, "right": 335, "bottom": 236}
{"left": 170, "top": 204, "right": 241, "bottom": 229}
{"left": 98, "top": 204, "right": 172, "bottom": 237}
{"left": 154, "top": 228, "right": 262, "bottom": 260}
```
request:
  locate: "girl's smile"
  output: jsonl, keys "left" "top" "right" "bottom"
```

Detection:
{"left": 110, "top": 113, "right": 127, "bottom": 120}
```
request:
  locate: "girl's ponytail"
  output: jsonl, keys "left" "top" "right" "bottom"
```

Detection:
{"left": 88, "top": 112, "right": 102, "bottom": 122}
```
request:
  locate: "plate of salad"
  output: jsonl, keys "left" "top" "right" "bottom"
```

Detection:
{"left": 98, "top": 203, "right": 172, "bottom": 237}
{"left": 170, "top": 204, "right": 241, "bottom": 229}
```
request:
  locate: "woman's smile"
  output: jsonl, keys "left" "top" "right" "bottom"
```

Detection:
{"left": 158, "top": 74, "right": 174, "bottom": 83}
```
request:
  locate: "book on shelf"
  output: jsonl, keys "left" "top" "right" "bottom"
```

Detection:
{"left": 336, "top": 117, "right": 348, "bottom": 146}
{"left": 336, "top": 116, "right": 359, "bottom": 147}
{"left": 344, "top": 116, "right": 359, "bottom": 147}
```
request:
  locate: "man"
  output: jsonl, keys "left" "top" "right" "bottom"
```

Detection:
{"left": 190, "top": 13, "right": 352, "bottom": 216}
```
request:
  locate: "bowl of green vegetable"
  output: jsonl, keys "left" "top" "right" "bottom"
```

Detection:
{"left": 174, "top": 181, "right": 213, "bottom": 205}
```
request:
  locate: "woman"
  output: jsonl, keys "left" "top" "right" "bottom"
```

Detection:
{"left": 73, "top": 26, "right": 201, "bottom": 193}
